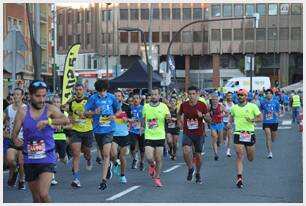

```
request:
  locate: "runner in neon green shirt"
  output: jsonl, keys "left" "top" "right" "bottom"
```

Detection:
{"left": 141, "top": 88, "right": 170, "bottom": 187}
{"left": 227, "top": 89, "right": 262, "bottom": 189}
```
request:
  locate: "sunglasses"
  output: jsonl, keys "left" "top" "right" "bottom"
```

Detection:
{"left": 32, "top": 81, "right": 47, "bottom": 88}
{"left": 237, "top": 93, "right": 246, "bottom": 97}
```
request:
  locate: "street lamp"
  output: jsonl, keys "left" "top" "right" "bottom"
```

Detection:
{"left": 105, "top": 3, "right": 112, "bottom": 80}
{"left": 118, "top": 27, "right": 152, "bottom": 93}
{"left": 273, "top": 29, "right": 277, "bottom": 87}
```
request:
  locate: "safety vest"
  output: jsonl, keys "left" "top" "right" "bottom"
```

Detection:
{"left": 292, "top": 95, "right": 301, "bottom": 108}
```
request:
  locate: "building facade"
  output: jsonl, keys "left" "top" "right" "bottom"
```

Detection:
{"left": 3, "top": 3, "right": 53, "bottom": 96}
{"left": 56, "top": 3, "right": 303, "bottom": 90}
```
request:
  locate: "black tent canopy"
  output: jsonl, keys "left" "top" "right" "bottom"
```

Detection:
{"left": 109, "top": 59, "right": 162, "bottom": 88}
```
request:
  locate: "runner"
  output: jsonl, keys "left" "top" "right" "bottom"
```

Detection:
{"left": 261, "top": 89, "right": 281, "bottom": 159}
{"left": 4, "top": 88, "right": 27, "bottom": 190}
{"left": 178, "top": 86, "right": 211, "bottom": 184}
{"left": 209, "top": 94, "right": 226, "bottom": 161}
{"left": 84, "top": 79, "right": 121, "bottom": 190}
{"left": 111, "top": 90, "right": 132, "bottom": 183}
{"left": 290, "top": 91, "right": 302, "bottom": 124}
{"left": 165, "top": 97, "right": 180, "bottom": 160}
{"left": 11, "top": 81, "right": 70, "bottom": 202}
{"left": 223, "top": 92, "right": 234, "bottom": 157}
{"left": 142, "top": 87, "right": 170, "bottom": 187}
{"left": 228, "top": 89, "right": 262, "bottom": 188}
{"left": 51, "top": 95, "right": 72, "bottom": 185}
{"left": 129, "top": 93, "right": 145, "bottom": 170}
{"left": 68, "top": 83, "right": 94, "bottom": 188}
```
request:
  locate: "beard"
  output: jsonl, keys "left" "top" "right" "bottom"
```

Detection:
{"left": 31, "top": 101, "right": 45, "bottom": 110}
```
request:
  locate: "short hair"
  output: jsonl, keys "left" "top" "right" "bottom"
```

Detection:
{"left": 114, "top": 89, "right": 124, "bottom": 97}
{"left": 187, "top": 86, "right": 198, "bottom": 92}
{"left": 52, "top": 95, "right": 61, "bottom": 101}
{"left": 170, "top": 96, "right": 177, "bottom": 101}
{"left": 151, "top": 87, "right": 160, "bottom": 94}
{"left": 75, "top": 83, "right": 83, "bottom": 88}
{"left": 29, "top": 80, "right": 47, "bottom": 95}
{"left": 94, "top": 79, "right": 109, "bottom": 92}
{"left": 265, "top": 89, "right": 273, "bottom": 94}
{"left": 226, "top": 91, "right": 233, "bottom": 95}
{"left": 14, "top": 88, "right": 24, "bottom": 96}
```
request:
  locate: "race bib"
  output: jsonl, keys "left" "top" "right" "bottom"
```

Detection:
{"left": 75, "top": 118, "right": 86, "bottom": 125}
{"left": 168, "top": 122, "right": 176, "bottom": 129}
{"left": 99, "top": 116, "right": 111, "bottom": 127}
{"left": 27, "top": 140, "right": 46, "bottom": 159}
{"left": 239, "top": 132, "right": 252, "bottom": 143}
{"left": 132, "top": 118, "right": 141, "bottom": 129}
{"left": 148, "top": 119, "right": 158, "bottom": 129}
{"left": 266, "top": 112, "right": 273, "bottom": 120}
{"left": 187, "top": 119, "right": 199, "bottom": 130}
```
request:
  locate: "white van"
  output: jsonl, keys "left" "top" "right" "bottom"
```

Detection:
{"left": 223, "top": 76, "right": 271, "bottom": 93}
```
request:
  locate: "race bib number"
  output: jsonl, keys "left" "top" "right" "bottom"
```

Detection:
{"left": 75, "top": 117, "right": 86, "bottom": 125}
{"left": 266, "top": 112, "right": 273, "bottom": 120}
{"left": 187, "top": 119, "right": 199, "bottom": 130}
{"left": 27, "top": 140, "right": 46, "bottom": 159}
{"left": 132, "top": 118, "right": 141, "bottom": 129}
{"left": 148, "top": 119, "right": 158, "bottom": 129}
{"left": 168, "top": 122, "right": 176, "bottom": 129}
{"left": 99, "top": 116, "right": 111, "bottom": 127}
{"left": 239, "top": 132, "right": 252, "bottom": 143}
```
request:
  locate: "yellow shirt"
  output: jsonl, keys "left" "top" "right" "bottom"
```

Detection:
{"left": 69, "top": 98, "right": 93, "bottom": 132}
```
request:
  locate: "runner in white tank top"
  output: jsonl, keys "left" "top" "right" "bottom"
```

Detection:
{"left": 223, "top": 92, "right": 235, "bottom": 157}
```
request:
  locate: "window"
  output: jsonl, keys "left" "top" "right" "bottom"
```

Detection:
{"left": 222, "top": 29, "right": 232, "bottom": 41}
{"left": 212, "top": 4, "right": 221, "bottom": 17}
{"left": 85, "top": 10, "right": 91, "bottom": 22}
{"left": 211, "top": 29, "right": 220, "bottom": 41}
{"left": 234, "top": 29, "right": 243, "bottom": 40}
{"left": 102, "top": 10, "right": 111, "bottom": 21}
{"left": 76, "top": 12, "right": 81, "bottom": 23}
{"left": 87, "top": 55, "right": 91, "bottom": 69}
{"left": 291, "top": 4, "right": 301, "bottom": 15}
{"left": 162, "top": 32, "right": 170, "bottom": 42}
{"left": 172, "top": 32, "right": 181, "bottom": 42}
{"left": 268, "top": 4, "right": 278, "bottom": 15}
{"left": 193, "top": 31, "right": 202, "bottom": 42}
{"left": 68, "top": 35, "right": 73, "bottom": 45}
{"left": 120, "top": 32, "right": 128, "bottom": 43}
{"left": 193, "top": 8, "right": 202, "bottom": 19}
{"left": 75, "top": 34, "right": 81, "bottom": 43}
{"left": 279, "top": 28, "right": 289, "bottom": 40}
{"left": 144, "top": 32, "right": 149, "bottom": 42}
{"left": 256, "top": 4, "right": 266, "bottom": 16}
{"left": 245, "top": 28, "right": 254, "bottom": 40}
{"left": 291, "top": 28, "right": 301, "bottom": 40}
{"left": 130, "top": 9, "right": 139, "bottom": 20}
{"left": 245, "top": 4, "right": 255, "bottom": 16}
{"left": 203, "top": 31, "right": 208, "bottom": 42}
{"left": 172, "top": 8, "right": 181, "bottom": 20}
{"left": 131, "top": 32, "right": 139, "bottom": 42}
{"left": 182, "top": 31, "right": 192, "bottom": 43}
{"left": 268, "top": 28, "right": 277, "bottom": 40}
{"left": 86, "top": 33, "right": 91, "bottom": 44}
{"left": 120, "top": 9, "right": 128, "bottom": 20}
{"left": 152, "top": 32, "right": 159, "bottom": 42}
{"left": 204, "top": 8, "right": 209, "bottom": 19}
{"left": 234, "top": 4, "right": 243, "bottom": 17}
{"left": 256, "top": 28, "right": 265, "bottom": 40}
{"left": 102, "top": 33, "right": 110, "bottom": 43}
{"left": 153, "top": 8, "right": 160, "bottom": 19}
{"left": 183, "top": 8, "right": 191, "bottom": 20}
{"left": 162, "top": 8, "right": 170, "bottom": 20}
{"left": 67, "top": 12, "right": 72, "bottom": 24}
{"left": 141, "top": 9, "right": 149, "bottom": 20}
{"left": 18, "top": 20, "right": 23, "bottom": 31}
{"left": 223, "top": 4, "right": 232, "bottom": 17}
{"left": 94, "top": 59, "right": 97, "bottom": 69}
{"left": 279, "top": 4, "right": 289, "bottom": 15}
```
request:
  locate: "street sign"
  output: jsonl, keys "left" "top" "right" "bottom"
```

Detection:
{"left": 245, "top": 55, "right": 254, "bottom": 71}
{"left": 3, "top": 25, "right": 28, "bottom": 52}
{"left": 4, "top": 52, "right": 25, "bottom": 73}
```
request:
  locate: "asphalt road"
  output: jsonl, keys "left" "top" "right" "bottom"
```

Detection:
{"left": 3, "top": 114, "right": 303, "bottom": 203}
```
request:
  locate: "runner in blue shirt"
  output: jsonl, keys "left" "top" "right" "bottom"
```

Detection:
{"left": 84, "top": 79, "right": 121, "bottom": 190}
{"left": 260, "top": 89, "right": 281, "bottom": 159}
{"left": 281, "top": 91, "right": 290, "bottom": 113}
{"left": 232, "top": 92, "right": 238, "bottom": 104}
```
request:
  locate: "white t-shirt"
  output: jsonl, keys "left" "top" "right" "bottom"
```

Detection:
{"left": 7, "top": 104, "right": 27, "bottom": 138}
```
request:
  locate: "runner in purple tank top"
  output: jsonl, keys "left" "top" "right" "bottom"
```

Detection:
{"left": 12, "top": 81, "right": 70, "bottom": 203}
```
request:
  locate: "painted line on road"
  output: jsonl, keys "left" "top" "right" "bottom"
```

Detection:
{"left": 163, "top": 165, "right": 181, "bottom": 173}
{"left": 106, "top": 185, "right": 141, "bottom": 201}
{"left": 282, "top": 120, "right": 292, "bottom": 125}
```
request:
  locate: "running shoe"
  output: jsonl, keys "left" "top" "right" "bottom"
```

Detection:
{"left": 236, "top": 177, "right": 243, "bottom": 188}
{"left": 71, "top": 179, "right": 81, "bottom": 188}
{"left": 139, "top": 162, "right": 144, "bottom": 171}
{"left": 149, "top": 166, "right": 155, "bottom": 178}
{"left": 195, "top": 173, "right": 202, "bottom": 184}
{"left": 214, "top": 155, "right": 219, "bottom": 161}
{"left": 113, "top": 161, "right": 121, "bottom": 177}
{"left": 267, "top": 152, "right": 273, "bottom": 159}
{"left": 120, "top": 175, "right": 127, "bottom": 184}
{"left": 7, "top": 171, "right": 18, "bottom": 187}
{"left": 51, "top": 179, "right": 58, "bottom": 186}
{"left": 226, "top": 149, "right": 231, "bottom": 157}
{"left": 86, "top": 159, "right": 93, "bottom": 171}
{"left": 187, "top": 167, "right": 195, "bottom": 181}
{"left": 154, "top": 178, "right": 162, "bottom": 187}
{"left": 131, "top": 159, "right": 137, "bottom": 169}
{"left": 18, "top": 180, "right": 26, "bottom": 190}
{"left": 99, "top": 180, "right": 107, "bottom": 190}
{"left": 96, "top": 156, "right": 102, "bottom": 165}
{"left": 106, "top": 162, "right": 113, "bottom": 180}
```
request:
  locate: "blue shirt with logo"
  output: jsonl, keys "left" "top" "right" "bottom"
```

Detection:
{"left": 261, "top": 99, "right": 280, "bottom": 124}
{"left": 130, "top": 105, "right": 143, "bottom": 135}
{"left": 84, "top": 92, "right": 120, "bottom": 134}
{"left": 282, "top": 94, "right": 289, "bottom": 104}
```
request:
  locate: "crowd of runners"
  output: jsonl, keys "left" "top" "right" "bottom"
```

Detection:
{"left": 3, "top": 79, "right": 303, "bottom": 202}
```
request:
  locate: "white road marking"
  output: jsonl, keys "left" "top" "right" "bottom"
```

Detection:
{"left": 106, "top": 185, "right": 141, "bottom": 201}
{"left": 282, "top": 120, "right": 292, "bottom": 125}
{"left": 163, "top": 165, "right": 181, "bottom": 173}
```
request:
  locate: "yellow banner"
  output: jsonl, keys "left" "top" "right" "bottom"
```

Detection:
{"left": 62, "top": 43, "right": 80, "bottom": 105}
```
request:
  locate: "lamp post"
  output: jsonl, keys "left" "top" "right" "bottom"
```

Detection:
{"left": 118, "top": 27, "right": 152, "bottom": 93}
{"left": 273, "top": 30, "right": 277, "bottom": 87}
{"left": 105, "top": 3, "right": 112, "bottom": 80}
